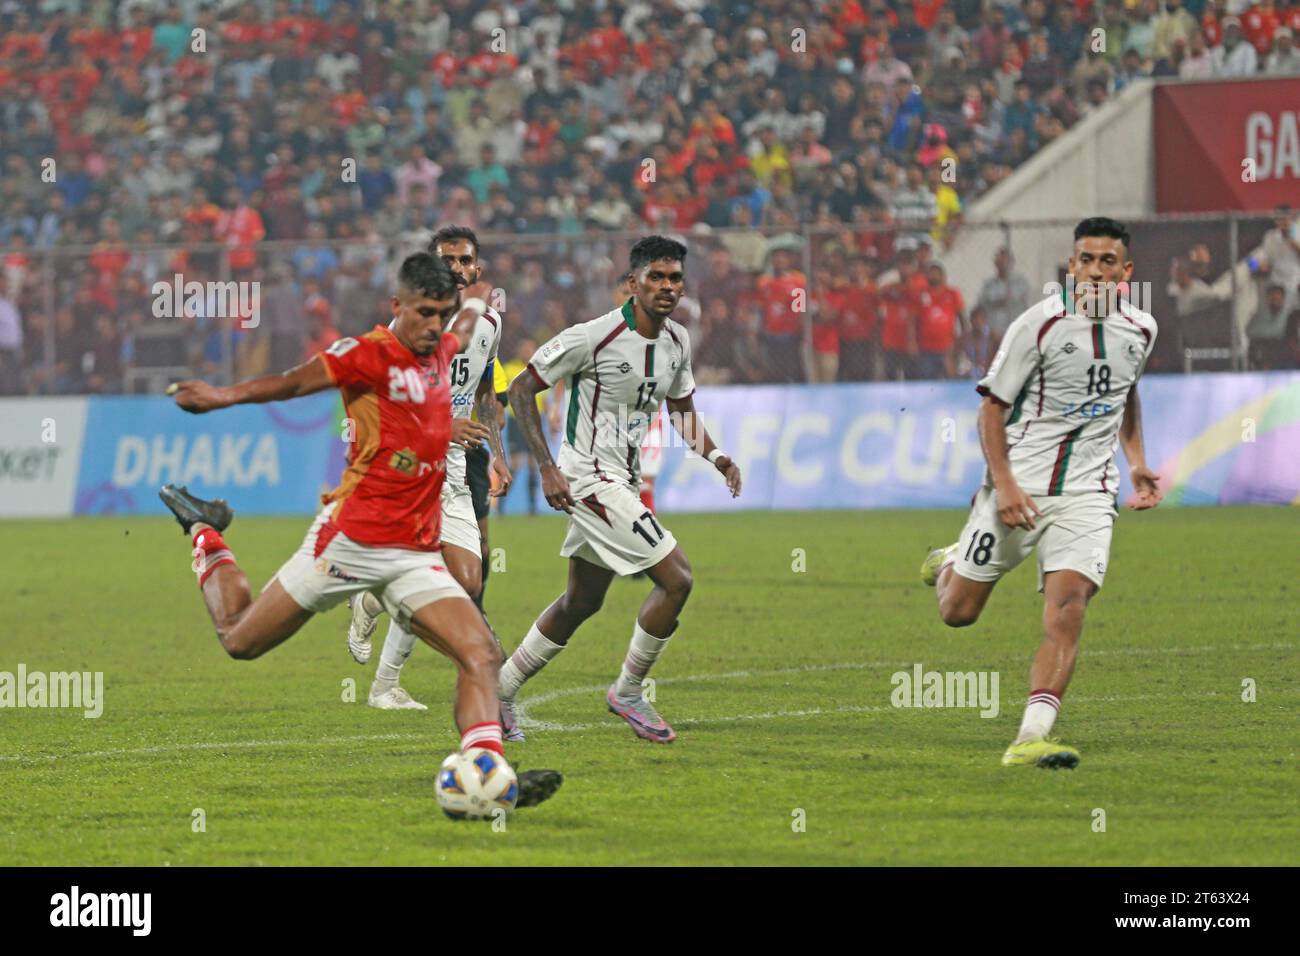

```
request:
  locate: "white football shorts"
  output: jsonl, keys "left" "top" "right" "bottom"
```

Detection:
{"left": 950, "top": 486, "right": 1117, "bottom": 591}
{"left": 274, "top": 506, "right": 468, "bottom": 628}
{"left": 560, "top": 473, "right": 677, "bottom": 576}
{"left": 439, "top": 486, "right": 482, "bottom": 556}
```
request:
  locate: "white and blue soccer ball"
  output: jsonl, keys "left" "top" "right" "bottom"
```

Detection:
{"left": 436, "top": 748, "right": 519, "bottom": 820}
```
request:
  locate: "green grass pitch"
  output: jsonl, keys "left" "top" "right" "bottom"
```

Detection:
{"left": 1, "top": 507, "right": 1295, "bottom": 866}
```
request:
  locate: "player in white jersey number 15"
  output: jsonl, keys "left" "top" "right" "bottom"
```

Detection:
{"left": 498, "top": 236, "right": 742, "bottom": 744}
{"left": 920, "top": 217, "right": 1163, "bottom": 769}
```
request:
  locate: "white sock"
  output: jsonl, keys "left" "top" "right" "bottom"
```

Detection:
{"left": 373, "top": 619, "right": 418, "bottom": 688}
{"left": 1013, "top": 689, "right": 1061, "bottom": 744}
{"left": 613, "top": 620, "right": 671, "bottom": 699}
{"left": 498, "top": 623, "right": 564, "bottom": 701}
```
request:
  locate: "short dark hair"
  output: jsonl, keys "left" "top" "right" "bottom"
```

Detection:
{"left": 429, "top": 224, "right": 480, "bottom": 259}
{"left": 397, "top": 252, "right": 458, "bottom": 300}
{"left": 629, "top": 235, "right": 688, "bottom": 272}
{"left": 1074, "top": 216, "right": 1130, "bottom": 252}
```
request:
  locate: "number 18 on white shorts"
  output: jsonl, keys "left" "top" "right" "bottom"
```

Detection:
{"left": 952, "top": 486, "right": 1117, "bottom": 592}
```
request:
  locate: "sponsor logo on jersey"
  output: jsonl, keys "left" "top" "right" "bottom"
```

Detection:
{"left": 617, "top": 361, "right": 633, "bottom": 373}
{"left": 1062, "top": 400, "right": 1113, "bottom": 419}
{"left": 326, "top": 337, "right": 360, "bottom": 357}
{"left": 390, "top": 448, "right": 419, "bottom": 474}
{"left": 1062, "top": 342, "right": 1077, "bottom": 354}
{"left": 315, "top": 559, "right": 360, "bottom": 583}
{"left": 537, "top": 338, "right": 565, "bottom": 363}
{"left": 477, "top": 335, "right": 488, "bottom": 352}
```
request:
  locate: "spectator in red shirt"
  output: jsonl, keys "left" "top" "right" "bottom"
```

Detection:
{"left": 2, "top": 11, "right": 47, "bottom": 65}
{"left": 216, "top": 187, "right": 267, "bottom": 274}
{"left": 913, "top": 0, "right": 947, "bottom": 31}
{"left": 118, "top": 5, "right": 155, "bottom": 65}
{"left": 756, "top": 247, "right": 809, "bottom": 383}
{"left": 879, "top": 240, "right": 928, "bottom": 379}
{"left": 300, "top": 297, "right": 340, "bottom": 364}
{"left": 524, "top": 103, "right": 560, "bottom": 163}
{"left": 184, "top": 187, "right": 222, "bottom": 235}
{"left": 689, "top": 99, "right": 738, "bottom": 148}
{"left": 1243, "top": 0, "right": 1280, "bottom": 55}
{"left": 838, "top": 254, "right": 880, "bottom": 381}
{"left": 810, "top": 267, "right": 842, "bottom": 383}
{"left": 916, "top": 261, "right": 965, "bottom": 379}
{"left": 69, "top": 13, "right": 119, "bottom": 64}
{"left": 88, "top": 216, "right": 130, "bottom": 283}
{"left": 331, "top": 74, "right": 368, "bottom": 125}
{"left": 1203, "top": 0, "right": 1225, "bottom": 47}
{"left": 584, "top": 9, "right": 629, "bottom": 76}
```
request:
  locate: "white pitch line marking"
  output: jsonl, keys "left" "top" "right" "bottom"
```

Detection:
{"left": 0, "top": 643, "right": 1291, "bottom": 764}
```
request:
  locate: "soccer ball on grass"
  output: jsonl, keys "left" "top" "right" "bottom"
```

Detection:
{"left": 436, "top": 748, "right": 519, "bottom": 820}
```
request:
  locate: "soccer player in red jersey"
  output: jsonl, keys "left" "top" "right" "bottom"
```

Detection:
{"left": 159, "top": 254, "right": 560, "bottom": 807}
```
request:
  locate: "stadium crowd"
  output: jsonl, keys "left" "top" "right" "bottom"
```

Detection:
{"left": 2, "top": 0, "right": 1299, "bottom": 396}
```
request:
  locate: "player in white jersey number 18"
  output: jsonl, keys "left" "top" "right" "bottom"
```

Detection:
{"left": 921, "top": 217, "right": 1163, "bottom": 769}
{"left": 497, "top": 236, "right": 743, "bottom": 744}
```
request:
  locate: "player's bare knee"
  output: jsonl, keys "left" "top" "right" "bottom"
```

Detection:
{"left": 662, "top": 565, "right": 693, "bottom": 606}
{"left": 1049, "top": 588, "right": 1091, "bottom": 618}
{"left": 221, "top": 630, "right": 260, "bottom": 660}
{"left": 937, "top": 589, "right": 981, "bottom": 627}
{"left": 461, "top": 575, "right": 483, "bottom": 605}
{"left": 462, "top": 637, "right": 502, "bottom": 679}
{"left": 939, "top": 602, "right": 980, "bottom": 628}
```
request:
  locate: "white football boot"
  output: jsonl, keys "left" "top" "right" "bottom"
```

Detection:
{"left": 347, "top": 591, "right": 384, "bottom": 664}
{"left": 367, "top": 683, "right": 428, "bottom": 711}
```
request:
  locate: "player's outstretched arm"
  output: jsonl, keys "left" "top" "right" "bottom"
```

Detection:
{"left": 168, "top": 355, "right": 334, "bottom": 414}
{"left": 666, "top": 394, "right": 741, "bottom": 498}
{"left": 509, "top": 368, "right": 574, "bottom": 512}
{"left": 1120, "top": 385, "right": 1161, "bottom": 510}
{"left": 978, "top": 395, "right": 1040, "bottom": 530}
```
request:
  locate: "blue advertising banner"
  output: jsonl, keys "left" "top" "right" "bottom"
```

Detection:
{"left": 52, "top": 371, "right": 1300, "bottom": 519}
{"left": 651, "top": 372, "right": 1300, "bottom": 513}
{"left": 73, "top": 395, "right": 347, "bottom": 516}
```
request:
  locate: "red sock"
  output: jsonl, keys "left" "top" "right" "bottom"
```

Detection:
{"left": 460, "top": 721, "right": 504, "bottom": 756}
{"left": 191, "top": 526, "right": 235, "bottom": 588}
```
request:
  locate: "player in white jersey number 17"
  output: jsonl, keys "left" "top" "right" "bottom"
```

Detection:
{"left": 921, "top": 217, "right": 1163, "bottom": 769}
{"left": 498, "top": 236, "right": 742, "bottom": 744}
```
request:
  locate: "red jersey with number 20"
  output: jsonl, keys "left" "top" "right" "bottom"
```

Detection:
{"left": 319, "top": 325, "right": 458, "bottom": 551}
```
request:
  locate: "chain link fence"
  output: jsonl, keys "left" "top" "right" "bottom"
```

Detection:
{"left": 1, "top": 212, "right": 1294, "bottom": 397}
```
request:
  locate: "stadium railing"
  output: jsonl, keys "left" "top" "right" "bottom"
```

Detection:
{"left": 3, "top": 213, "right": 1289, "bottom": 396}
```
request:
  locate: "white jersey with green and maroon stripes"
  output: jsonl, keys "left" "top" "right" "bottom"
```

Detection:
{"left": 396, "top": 304, "right": 501, "bottom": 491}
{"left": 977, "top": 294, "right": 1157, "bottom": 498}
{"left": 445, "top": 305, "right": 501, "bottom": 490}
{"left": 527, "top": 298, "right": 695, "bottom": 486}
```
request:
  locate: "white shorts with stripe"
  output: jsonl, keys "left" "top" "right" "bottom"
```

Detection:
{"left": 561, "top": 474, "right": 677, "bottom": 576}
{"left": 273, "top": 506, "right": 468, "bottom": 627}
{"left": 951, "top": 486, "right": 1117, "bottom": 592}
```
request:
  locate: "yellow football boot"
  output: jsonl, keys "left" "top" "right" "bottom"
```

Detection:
{"left": 1001, "top": 739, "right": 1080, "bottom": 769}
